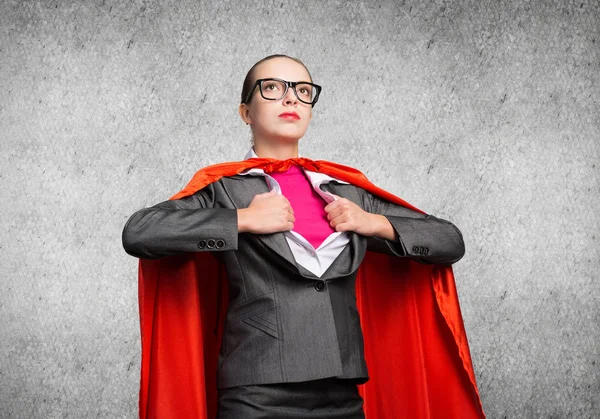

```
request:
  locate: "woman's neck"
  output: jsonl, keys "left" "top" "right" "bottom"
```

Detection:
{"left": 253, "top": 141, "right": 299, "bottom": 160}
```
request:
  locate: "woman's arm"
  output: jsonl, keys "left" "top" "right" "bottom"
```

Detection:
{"left": 365, "top": 191, "right": 465, "bottom": 265}
{"left": 122, "top": 184, "right": 297, "bottom": 259}
{"left": 325, "top": 189, "right": 465, "bottom": 265}
{"left": 122, "top": 183, "right": 238, "bottom": 259}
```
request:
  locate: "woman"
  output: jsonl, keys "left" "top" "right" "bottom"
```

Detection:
{"left": 123, "top": 55, "right": 482, "bottom": 419}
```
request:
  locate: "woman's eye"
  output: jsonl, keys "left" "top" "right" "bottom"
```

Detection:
{"left": 299, "top": 87, "right": 313, "bottom": 97}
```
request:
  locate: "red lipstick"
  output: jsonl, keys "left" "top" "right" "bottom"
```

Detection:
{"left": 279, "top": 112, "right": 300, "bottom": 120}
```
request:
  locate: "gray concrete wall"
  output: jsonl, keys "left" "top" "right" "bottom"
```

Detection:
{"left": 1, "top": 0, "right": 598, "bottom": 417}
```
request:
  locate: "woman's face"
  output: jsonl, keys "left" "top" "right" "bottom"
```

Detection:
{"left": 239, "top": 57, "right": 313, "bottom": 146}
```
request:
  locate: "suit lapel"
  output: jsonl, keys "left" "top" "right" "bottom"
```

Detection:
{"left": 220, "top": 175, "right": 298, "bottom": 269}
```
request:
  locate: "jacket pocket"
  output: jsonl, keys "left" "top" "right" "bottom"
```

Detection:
{"left": 242, "top": 307, "right": 279, "bottom": 339}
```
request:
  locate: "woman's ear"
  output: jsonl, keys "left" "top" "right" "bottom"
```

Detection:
{"left": 238, "top": 103, "right": 252, "bottom": 125}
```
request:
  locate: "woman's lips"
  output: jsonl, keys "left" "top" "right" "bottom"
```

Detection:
{"left": 279, "top": 112, "right": 300, "bottom": 120}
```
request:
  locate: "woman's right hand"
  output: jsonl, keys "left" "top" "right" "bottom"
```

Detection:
{"left": 237, "top": 190, "right": 295, "bottom": 234}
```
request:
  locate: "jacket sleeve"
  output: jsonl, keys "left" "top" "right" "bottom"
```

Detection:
{"left": 122, "top": 182, "right": 238, "bottom": 259}
{"left": 362, "top": 190, "right": 465, "bottom": 265}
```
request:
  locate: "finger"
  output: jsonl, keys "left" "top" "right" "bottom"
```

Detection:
{"left": 328, "top": 198, "right": 352, "bottom": 212}
{"left": 328, "top": 211, "right": 346, "bottom": 227}
{"left": 331, "top": 217, "right": 353, "bottom": 232}
{"left": 274, "top": 196, "right": 293, "bottom": 212}
{"left": 279, "top": 198, "right": 294, "bottom": 214}
{"left": 334, "top": 222, "right": 351, "bottom": 232}
{"left": 326, "top": 207, "right": 344, "bottom": 221}
{"left": 329, "top": 217, "right": 343, "bottom": 232}
{"left": 280, "top": 194, "right": 291, "bottom": 204}
{"left": 324, "top": 199, "right": 340, "bottom": 213}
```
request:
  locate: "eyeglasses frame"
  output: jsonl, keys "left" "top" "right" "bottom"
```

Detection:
{"left": 244, "top": 78, "right": 322, "bottom": 107}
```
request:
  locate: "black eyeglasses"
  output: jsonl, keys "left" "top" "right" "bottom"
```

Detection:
{"left": 244, "top": 78, "right": 322, "bottom": 107}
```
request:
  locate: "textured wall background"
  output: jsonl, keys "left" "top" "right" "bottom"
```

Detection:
{"left": 1, "top": 0, "right": 598, "bottom": 417}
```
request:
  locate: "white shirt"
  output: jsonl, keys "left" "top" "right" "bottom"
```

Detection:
{"left": 239, "top": 148, "right": 351, "bottom": 277}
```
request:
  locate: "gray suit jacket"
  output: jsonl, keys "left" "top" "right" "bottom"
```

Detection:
{"left": 122, "top": 174, "right": 465, "bottom": 389}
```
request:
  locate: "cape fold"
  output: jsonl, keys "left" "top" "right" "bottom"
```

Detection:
{"left": 136, "top": 158, "right": 485, "bottom": 418}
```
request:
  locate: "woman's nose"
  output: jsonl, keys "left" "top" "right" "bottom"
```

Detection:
{"left": 283, "top": 86, "right": 298, "bottom": 105}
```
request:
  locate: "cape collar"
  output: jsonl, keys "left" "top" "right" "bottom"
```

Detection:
{"left": 241, "top": 147, "right": 350, "bottom": 188}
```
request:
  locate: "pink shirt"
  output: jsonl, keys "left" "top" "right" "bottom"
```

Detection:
{"left": 270, "top": 164, "right": 336, "bottom": 249}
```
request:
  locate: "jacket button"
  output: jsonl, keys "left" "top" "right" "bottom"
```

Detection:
{"left": 413, "top": 245, "right": 427, "bottom": 255}
{"left": 314, "top": 280, "right": 326, "bottom": 292}
{"left": 216, "top": 239, "right": 225, "bottom": 249}
{"left": 207, "top": 239, "right": 216, "bottom": 249}
{"left": 198, "top": 240, "right": 207, "bottom": 249}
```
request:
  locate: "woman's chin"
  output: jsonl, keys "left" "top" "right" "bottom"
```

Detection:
{"left": 269, "top": 130, "right": 306, "bottom": 144}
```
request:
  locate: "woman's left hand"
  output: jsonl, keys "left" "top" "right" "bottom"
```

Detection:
{"left": 324, "top": 196, "right": 396, "bottom": 240}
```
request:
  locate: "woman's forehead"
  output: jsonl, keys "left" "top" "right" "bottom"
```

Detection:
{"left": 253, "top": 58, "right": 311, "bottom": 82}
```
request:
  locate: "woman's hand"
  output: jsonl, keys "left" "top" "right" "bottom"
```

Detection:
{"left": 237, "top": 190, "right": 295, "bottom": 234}
{"left": 324, "top": 196, "right": 397, "bottom": 241}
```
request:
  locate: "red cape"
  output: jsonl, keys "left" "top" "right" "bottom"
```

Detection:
{"left": 136, "top": 158, "right": 485, "bottom": 418}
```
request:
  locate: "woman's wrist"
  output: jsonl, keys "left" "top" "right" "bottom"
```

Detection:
{"left": 237, "top": 208, "right": 250, "bottom": 233}
{"left": 369, "top": 214, "right": 397, "bottom": 241}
